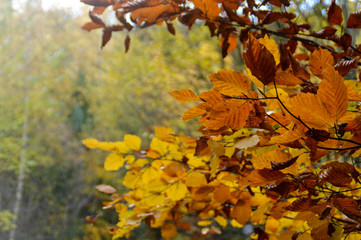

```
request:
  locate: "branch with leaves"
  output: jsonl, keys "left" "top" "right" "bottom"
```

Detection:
{"left": 80, "top": 0, "right": 361, "bottom": 239}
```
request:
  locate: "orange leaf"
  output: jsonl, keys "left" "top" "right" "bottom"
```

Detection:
{"left": 81, "top": 22, "right": 104, "bottom": 32}
{"left": 318, "top": 64, "right": 348, "bottom": 122}
{"left": 191, "top": 0, "right": 220, "bottom": 18}
{"left": 209, "top": 69, "right": 251, "bottom": 96}
{"left": 274, "top": 72, "right": 304, "bottom": 86}
{"left": 289, "top": 93, "right": 331, "bottom": 130}
{"left": 309, "top": 48, "right": 334, "bottom": 78}
{"left": 170, "top": 89, "right": 200, "bottom": 103}
{"left": 232, "top": 196, "right": 251, "bottom": 225}
{"left": 161, "top": 223, "right": 178, "bottom": 239}
{"left": 243, "top": 34, "right": 276, "bottom": 85}
{"left": 247, "top": 169, "right": 286, "bottom": 187}
{"left": 182, "top": 105, "right": 207, "bottom": 121}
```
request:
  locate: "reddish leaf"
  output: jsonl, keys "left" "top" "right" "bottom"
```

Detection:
{"left": 310, "top": 26, "right": 337, "bottom": 38}
{"left": 327, "top": 0, "right": 343, "bottom": 26}
{"left": 332, "top": 194, "right": 361, "bottom": 221}
{"left": 347, "top": 10, "right": 361, "bottom": 28}
{"left": 178, "top": 8, "right": 203, "bottom": 30}
{"left": 288, "top": 52, "right": 310, "bottom": 80}
{"left": 243, "top": 34, "right": 276, "bottom": 85}
{"left": 82, "top": 22, "right": 104, "bottom": 32}
{"left": 265, "top": 180, "right": 298, "bottom": 198}
{"left": 285, "top": 196, "right": 320, "bottom": 212}
{"left": 319, "top": 161, "right": 358, "bottom": 187}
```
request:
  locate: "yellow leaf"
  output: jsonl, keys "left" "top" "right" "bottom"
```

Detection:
{"left": 207, "top": 139, "right": 225, "bottom": 156}
{"left": 155, "top": 126, "right": 176, "bottom": 142}
{"left": 82, "top": 138, "right": 119, "bottom": 151}
{"left": 124, "top": 134, "right": 141, "bottom": 151}
{"left": 104, "top": 153, "right": 124, "bottom": 171}
{"left": 114, "top": 141, "right": 129, "bottom": 153}
{"left": 187, "top": 155, "right": 208, "bottom": 168}
{"left": 165, "top": 181, "right": 189, "bottom": 201}
{"left": 123, "top": 171, "right": 141, "bottom": 189}
{"left": 161, "top": 223, "right": 177, "bottom": 239}
{"left": 141, "top": 167, "right": 159, "bottom": 185}
{"left": 266, "top": 217, "right": 280, "bottom": 233}
{"left": 185, "top": 172, "right": 207, "bottom": 187}
{"left": 230, "top": 219, "right": 243, "bottom": 228}
{"left": 82, "top": 138, "right": 100, "bottom": 149}
{"left": 214, "top": 216, "right": 228, "bottom": 227}
{"left": 259, "top": 35, "right": 280, "bottom": 65}
{"left": 150, "top": 137, "right": 169, "bottom": 156}
{"left": 198, "top": 220, "right": 212, "bottom": 226}
{"left": 169, "top": 89, "right": 200, "bottom": 103}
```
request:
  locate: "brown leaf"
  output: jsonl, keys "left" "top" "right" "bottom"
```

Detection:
{"left": 265, "top": 180, "right": 299, "bottom": 198}
{"left": 161, "top": 223, "right": 177, "bottom": 239}
{"left": 288, "top": 52, "right": 310, "bottom": 80}
{"left": 101, "top": 29, "right": 112, "bottom": 48}
{"left": 334, "top": 58, "right": 358, "bottom": 76}
{"left": 89, "top": 11, "right": 105, "bottom": 25}
{"left": 285, "top": 196, "right": 320, "bottom": 212}
{"left": 309, "top": 48, "right": 334, "bottom": 78}
{"left": 271, "top": 156, "right": 298, "bottom": 171}
{"left": 332, "top": 194, "right": 361, "bottom": 221}
{"left": 124, "top": 35, "right": 130, "bottom": 53}
{"left": 319, "top": 161, "right": 358, "bottom": 187}
{"left": 166, "top": 22, "right": 175, "bottom": 35}
{"left": 310, "top": 26, "right": 337, "bottom": 38}
{"left": 96, "top": 184, "right": 116, "bottom": 194}
{"left": 178, "top": 8, "right": 203, "bottom": 29}
{"left": 327, "top": 0, "right": 343, "bottom": 26}
{"left": 243, "top": 34, "right": 276, "bottom": 85}
{"left": 81, "top": 0, "right": 113, "bottom": 7}
{"left": 347, "top": 10, "right": 361, "bottom": 28}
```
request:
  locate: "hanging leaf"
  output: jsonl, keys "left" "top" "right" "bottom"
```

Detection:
{"left": 124, "top": 35, "right": 131, "bottom": 53}
{"left": 347, "top": 10, "right": 361, "bottom": 28}
{"left": 243, "top": 34, "right": 276, "bottom": 85}
{"left": 327, "top": 0, "right": 343, "bottom": 26}
{"left": 166, "top": 22, "right": 176, "bottom": 35}
{"left": 319, "top": 161, "right": 358, "bottom": 187}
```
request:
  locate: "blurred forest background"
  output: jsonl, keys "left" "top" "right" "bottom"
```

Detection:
{"left": 0, "top": 0, "right": 360, "bottom": 239}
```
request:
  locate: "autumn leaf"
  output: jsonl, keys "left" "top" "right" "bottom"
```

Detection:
{"left": 124, "top": 134, "right": 141, "bottom": 151}
{"left": 243, "top": 34, "right": 276, "bottom": 85}
{"left": 209, "top": 69, "right": 251, "bottom": 97}
{"left": 318, "top": 64, "right": 348, "bottom": 122}
{"left": 319, "top": 161, "right": 358, "bottom": 187}
{"left": 309, "top": 48, "right": 334, "bottom": 78}
{"left": 104, "top": 153, "right": 125, "bottom": 171}
{"left": 347, "top": 10, "right": 361, "bottom": 28}
{"left": 170, "top": 89, "right": 200, "bottom": 103}
{"left": 165, "top": 181, "right": 189, "bottom": 201}
{"left": 327, "top": 0, "right": 343, "bottom": 26}
{"left": 161, "top": 223, "right": 177, "bottom": 239}
{"left": 96, "top": 184, "right": 116, "bottom": 194}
